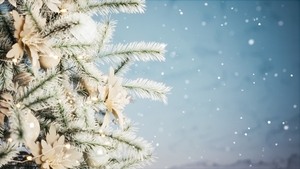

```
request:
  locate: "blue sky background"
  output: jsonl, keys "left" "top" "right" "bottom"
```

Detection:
{"left": 97, "top": 1, "right": 299, "bottom": 168}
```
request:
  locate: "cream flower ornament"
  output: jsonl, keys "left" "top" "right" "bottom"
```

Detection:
{"left": 6, "top": 10, "right": 25, "bottom": 61}
{"left": 99, "top": 67, "right": 130, "bottom": 129}
{"left": 27, "top": 125, "right": 82, "bottom": 169}
{"left": 6, "top": 3, "right": 60, "bottom": 76}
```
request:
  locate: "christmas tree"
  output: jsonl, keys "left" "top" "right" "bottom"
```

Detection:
{"left": 0, "top": 0, "right": 170, "bottom": 168}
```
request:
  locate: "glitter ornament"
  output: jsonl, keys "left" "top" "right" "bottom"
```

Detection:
{"left": 24, "top": 111, "right": 40, "bottom": 143}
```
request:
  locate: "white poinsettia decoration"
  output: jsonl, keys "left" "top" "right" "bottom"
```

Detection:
{"left": 6, "top": 10, "right": 25, "bottom": 61}
{"left": 27, "top": 125, "right": 82, "bottom": 169}
{"left": 99, "top": 67, "right": 130, "bottom": 129}
{"left": 6, "top": 2, "right": 60, "bottom": 75}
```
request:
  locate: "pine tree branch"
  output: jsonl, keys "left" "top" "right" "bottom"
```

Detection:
{"left": 83, "top": 118, "right": 91, "bottom": 129}
{"left": 0, "top": 49, "right": 6, "bottom": 55}
{"left": 81, "top": 107, "right": 94, "bottom": 129}
{"left": 24, "top": 3, "right": 43, "bottom": 32}
{"left": 52, "top": 43, "right": 93, "bottom": 55}
{"left": 70, "top": 55, "right": 101, "bottom": 82}
{"left": 69, "top": 131, "right": 114, "bottom": 151}
{"left": 0, "top": 124, "right": 3, "bottom": 138}
{"left": 119, "top": 154, "right": 154, "bottom": 169}
{"left": 0, "top": 41, "right": 11, "bottom": 58}
{"left": 25, "top": 94, "right": 55, "bottom": 109}
{"left": 36, "top": 109, "right": 57, "bottom": 122}
{"left": 0, "top": 61, "right": 14, "bottom": 91}
{"left": 98, "top": 18, "right": 116, "bottom": 52}
{"left": 123, "top": 78, "right": 171, "bottom": 104}
{"left": 42, "top": 20, "right": 80, "bottom": 38}
{"left": 106, "top": 125, "right": 155, "bottom": 169}
{"left": 12, "top": 62, "right": 27, "bottom": 75}
{"left": 0, "top": 143, "right": 18, "bottom": 167}
{"left": 72, "top": 138, "right": 105, "bottom": 150}
{"left": 0, "top": 9, "right": 16, "bottom": 43}
{"left": 114, "top": 57, "right": 133, "bottom": 77}
{"left": 78, "top": 0, "right": 146, "bottom": 15}
{"left": 57, "top": 102, "right": 69, "bottom": 128}
{"left": 16, "top": 70, "right": 61, "bottom": 102}
{"left": 9, "top": 107, "right": 26, "bottom": 142}
{"left": 97, "top": 42, "right": 166, "bottom": 63}
{"left": 106, "top": 129, "right": 153, "bottom": 153}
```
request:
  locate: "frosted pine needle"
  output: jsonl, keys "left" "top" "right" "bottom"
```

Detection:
{"left": 98, "top": 42, "right": 167, "bottom": 63}
{"left": 123, "top": 78, "right": 171, "bottom": 104}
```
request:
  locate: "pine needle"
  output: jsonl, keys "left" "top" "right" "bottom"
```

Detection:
{"left": 98, "top": 42, "right": 167, "bottom": 64}
{"left": 123, "top": 78, "right": 171, "bottom": 104}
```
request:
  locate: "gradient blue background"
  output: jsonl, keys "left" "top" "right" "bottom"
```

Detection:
{"left": 99, "top": 1, "right": 299, "bottom": 168}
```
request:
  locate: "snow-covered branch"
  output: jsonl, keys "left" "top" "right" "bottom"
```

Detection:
{"left": 78, "top": 0, "right": 146, "bottom": 15}
{"left": 97, "top": 42, "right": 167, "bottom": 63}
{"left": 0, "top": 62, "right": 14, "bottom": 91}
{"left": 16, "top": 69, "right": 62, "bottom": 102}
{"left": 114, "top": 58, "right": 133, "bottom": 77}
{"left": 123, "top": 78, "right": 171, "bottom": 104}
{"left": 98, "top": 18, "right": 117, "bottom": 52}
{"left": 0, "top": 143, "right": 18, "bottom": 167}
{"left": 0, "top": 9, "right": 15, "bottom": 45}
